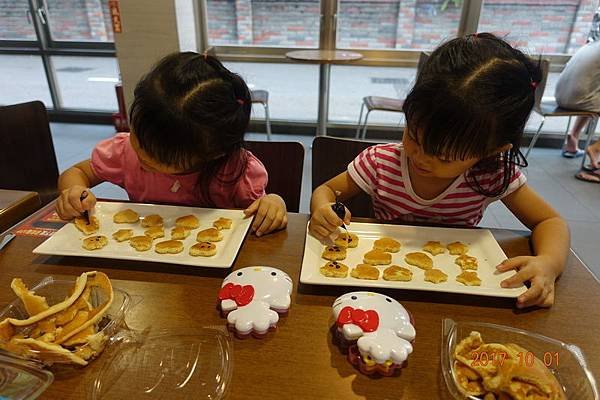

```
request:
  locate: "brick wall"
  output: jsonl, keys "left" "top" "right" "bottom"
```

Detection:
{"left": 205, "top": 0, "right": 597, "bottom": 54}
{"left": 0, "top": 1, "right": 37, "bottom": 40}
{"left": 0, "top": 0, "right": 113, "bottom": 42}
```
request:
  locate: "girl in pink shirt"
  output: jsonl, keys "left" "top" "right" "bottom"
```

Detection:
{"left": 57, "top": 52, "right": 287, "bottom": 236}
{"left": 310, "top": 33, "right": 569, "bottom": 308}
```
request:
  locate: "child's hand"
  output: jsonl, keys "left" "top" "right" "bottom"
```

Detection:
{"left": 56, "top": 185, "right": 97, "bottom": 220}
{"left": 309, "top": 202, "right": 351, "bottom": 241}
{"left": 244, "top": 194, "right": 287, "bottom": 236}
{"left": 496, "top": 255, "right": 559, "bottom": 308}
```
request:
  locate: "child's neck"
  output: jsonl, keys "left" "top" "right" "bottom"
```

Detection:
{"left": 407, "top": 160, "right": 458, "bottom": 201}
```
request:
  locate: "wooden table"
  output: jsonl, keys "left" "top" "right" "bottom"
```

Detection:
{"left": 0, "top": 209, "right": 599, "bottom": 399}
{"left": 0, "top": 189, "right": 41, "bottom": 233}
{"left": 286, "top": 50, "right": 363, "bottom": 136}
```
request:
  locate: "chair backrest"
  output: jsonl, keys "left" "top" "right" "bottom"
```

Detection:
{"left": 533, "top": 59, "right": 550, "bottom": 114}
{"left": 312, "top": 136, "right": 380, "bottom": 218}
{"left": 245, "top": 140, "right": 304, "bottom": 213}
{"left": 0, "top": 101, "right": 59, "bottom": 205}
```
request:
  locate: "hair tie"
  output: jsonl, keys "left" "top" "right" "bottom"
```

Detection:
{"left": 236, "top": 99, "right": 244, "bottom": 105}
{"left": 530, "top": 80, "right": 538, "bottom": 89}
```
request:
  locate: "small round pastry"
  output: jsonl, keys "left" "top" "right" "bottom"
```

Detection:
{"left": 175, "top": 214, "right": 200, "bottom": 229}
{"left": 113, "top": 208, "right": 139, "bottom": 224}
{"left": 320, "top": 261, "right": 349, "bottom": 278}
{"left": 171, "top": 226, "right": 190, "bottom": 240}
{"left": 422, "top": 241, "right": 445, "bottom": 256}
{"left": 82, "top": 235, "right": 108, "bottom": 250}
{"left": 455, "top": 254, "right": 478, "bottom": 270}
{"left": 350, "top": 264, "right": 380, "bottom": 280}
{"left": 363, "top": 249, "right": 391, "bottom": 265}
{"left": 189, "top": 241, "right": 217, "bottom": 257}
{"left": 334, "top": 232, "right": 359, "bottom": 248}
{"left": 196, "top": 228, "right": 223, "bottom": 242}
{"left": 424, "top": 268, "right": 448, "bottom": 284}
{"left": 112, "top": 228, "right": 133, "bottom": 242}
{"left": 404, "top": 252, "right": 433, "bottom": 270}
{"left": 141, "top": 214, "right": 163, "bottom": 228}
{"left": 154, "top": 239, "right": 184, "bottom": 254}
{"left": 322, "top": 245, "right": 347, "bottom": 261}
{"left": 447, "top": 241, "right": 468, "bottom": 255}
{"left": 130, "top": 235, "right": 153, "bottom": 251}
{"left": 213, "top": 217, "right": 233, "bottom": 230}
{"left": 383, "top": 265, "right": 413, "bottom": 282}
{"left": 373, "top": 237, "right": 401, "bottom": 253}
{"left": 144, "top": 226, "right": 165, "bottom": 240}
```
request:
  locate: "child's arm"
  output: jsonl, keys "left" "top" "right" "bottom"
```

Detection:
{"left": 244, "top": 194, "right": 287, "bottom": 237}
{"left": 309, "top": 171, "right": 363, "bottom": 240}
{"left": 56, "top": 159, "right": 103, "bottom": 219}
{"left": 496, "top": 184, "right": 569, "bottom": 308}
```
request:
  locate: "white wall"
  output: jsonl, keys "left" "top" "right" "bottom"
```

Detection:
{"left": 114, "top": 0, "right": 181, "bottom": 108}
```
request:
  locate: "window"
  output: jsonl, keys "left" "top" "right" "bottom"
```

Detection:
{"left": 337, "top": 0, "right": 461, "bottom": 50}
{"left": 46, "top": 0, "right": 114, "bottom": 43}
{"left": 206, "top": 0, "right": 321, "bottom": 47}
{"left": 52, "top": 56, "right": 120, "bottom": 111}
{"left": 224, "top": 61, "right": 319, "bottom": 121}
{"left": 479, "top": 0, "right": 596, "bottom": 54}
{"left": 0, "top": 0, "right": 37, "bottom": 41}
{"left": 0, "top": 55, "right": 53, "bottom": 107}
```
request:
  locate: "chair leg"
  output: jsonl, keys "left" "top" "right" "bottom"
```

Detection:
{"left": 361, "top": 110, "right": 372, "bottom": 140}
{"left": 263, "top": 103, "right": 272, "bottom": 141}
{"left": 581, "top": 117, "right": 599, "bottom": 169}
{"left": 356, "top": 103, "right": 365, "bottom": 139}
{"left": 524, "top": 117, "right": 545, "bottom": 160}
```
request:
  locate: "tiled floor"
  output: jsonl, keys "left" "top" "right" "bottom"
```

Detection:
{"left": 50, "top": 123, "right": 600, "bottom": 278}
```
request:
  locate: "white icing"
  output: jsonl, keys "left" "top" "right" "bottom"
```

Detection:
{"left": 221, "top": 266, "right": 293, "bottom": 334}
{"left": 332, "top": 291, "right": 416, "bottom": 364}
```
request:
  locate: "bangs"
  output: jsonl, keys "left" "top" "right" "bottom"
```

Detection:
{"left": 403, "top": 83, "right": 498, "bottom": 161}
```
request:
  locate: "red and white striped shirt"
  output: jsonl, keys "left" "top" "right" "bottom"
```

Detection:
{"left": 347, "top": 143, "right": 526, "bottom": 226}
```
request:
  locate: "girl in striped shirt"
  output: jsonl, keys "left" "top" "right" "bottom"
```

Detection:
{"left": 310, "top": 33, "right": 569, "bottom": 309}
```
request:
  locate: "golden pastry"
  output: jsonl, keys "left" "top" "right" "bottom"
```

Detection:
{"left": 112, "top": 229, "right": 133, "bottom": 242}
{"left": 456, "top": 271, "right": 481, "bottom": 286}
{"left": 175, "top": 215, "right": 200, "bottom": 229}
{"left": 113, "top": 209, "right": 139, "bottom": 223}
{"left": 319, "top": 261, "right": 349, "bottom": 278}
{"left": 189, "top": 241, "right": 217, "bottom": 257}
{"left": 141, "top": 214, "right": 163, "bottom": 228}
{"left": 405, "top": 252, "right": 433, "bottom": 270}
{"left": 81, "top": 235, "right": 108, "bottom": 250}
{"left": 322, "top": 245, "right": 347, "bottom": 261}
{"left": 171, "top": 226, "right": 190, "bottom": 240}
{"left": 424, "top": 268, "right": 448, "bottom": 284}
{"left": 129, "top": 235, "right": 153, "bottom": 251}
{"left": 383, "top": 265, "right": 413, "bottom": 281}
{"left": 422, "top": 241, "right": 445, "bottom": 256}
{"left": 196, "top": 227, "right": 223, "bottom": 242}
{"left": 363, "top": 249, "right": 392, "bottom": 265}
{"left": 334, "top": 232, "right": 359, "bottom": 248}
{"left": 350, "top": 264, "right": 380, "bottom": 280}
{"left": 447, "top": 241, "right": 468, "bottom": 255}
{"left": 373, "top": 237, "right": 401, "bottom": 252}
{"left": 455, "top": 254, "right": 478, "bottom": 270}
{"left": 144, "top": 226, "right": 165, "bottom": 240}
{"left": 154, "top": 240, "right": 184, "bottom": 254}
{"left": 74, "top": 216, "right": 99, "bottom": 235}
{"left": 213, "top": 217, "right": 233, "bottom": 230}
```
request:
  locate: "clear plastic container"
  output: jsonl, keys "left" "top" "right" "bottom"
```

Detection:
{"left": 91, "top": 328, "right": 233, "bottom": 400}
{"left": 0, "top": 353, "right": 54, "bottom": 399}
{"left": 441, "top": 318, "right": 599, "bottom": 400}
{"left": 0, "top": 276, "right": 131, "bottom": 366}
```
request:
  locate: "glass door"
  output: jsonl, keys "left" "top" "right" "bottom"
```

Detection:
{"left": 0, "top": 0, "right": 119, "bottom": 114}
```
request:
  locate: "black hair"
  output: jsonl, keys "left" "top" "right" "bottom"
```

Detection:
{"left": 403, "top": 32, "right": 542, "bottom": 197}
{"left": 129, "top": 51, "right": 252, "bottom": 205}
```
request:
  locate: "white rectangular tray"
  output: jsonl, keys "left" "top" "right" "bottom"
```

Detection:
{"left": 33, "top": 201, "right": 253, "bottom": 268}
{"left": 300, "top": 221, "right": 526, "bottom": 298}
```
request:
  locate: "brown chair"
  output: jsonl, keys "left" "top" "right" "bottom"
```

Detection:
{"left": 250, "top": 90, "right": 272, "bottom": 141}
{"left": 245, "top": 140, "right": 304, "bottom": 213}
{"left": 312, "top": 136, "right": 379, "bottom": 218}
{"left": 356, "top": 52, "right": 429, "bottom": 139}
{"left": 524, "top": 58, "right": 599, "bottom": 160}
{"left": 0, "top": 101, "right": 59, "bottom": 206}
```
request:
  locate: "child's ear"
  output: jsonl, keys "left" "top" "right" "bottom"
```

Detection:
{"left": 490, "top": 143, "right": 513, "bottom": 156}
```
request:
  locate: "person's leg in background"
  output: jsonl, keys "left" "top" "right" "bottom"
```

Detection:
{"left": 563, "top": 116, "right": 590, "bottom": 156}
{"left": 586, "top": 139, "right": 600, "bottom": 169}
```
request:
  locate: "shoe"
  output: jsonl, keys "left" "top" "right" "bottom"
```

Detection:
{"left": 561, "top": 149, "right": 585, "bottom": 158}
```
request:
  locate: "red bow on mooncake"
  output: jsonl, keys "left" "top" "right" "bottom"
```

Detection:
{"left": 218, "top": 283, "right": 255, "bottom": 306}
{"left": 336, "top": 306, "right": 379, "bottom": 332}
